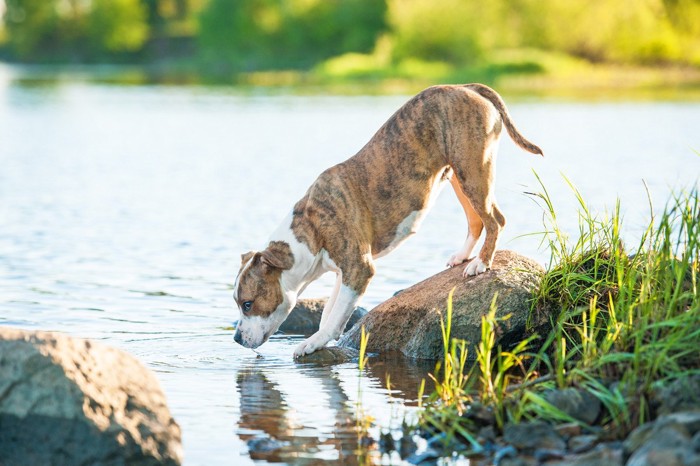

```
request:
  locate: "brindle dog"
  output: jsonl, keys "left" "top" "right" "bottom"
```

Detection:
{"left": 233, "top": 84, "right": 543, "bottom": 357}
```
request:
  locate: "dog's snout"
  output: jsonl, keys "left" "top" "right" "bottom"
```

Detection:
{"left": 233, "top": 329, "right": 243, "bottom": 345}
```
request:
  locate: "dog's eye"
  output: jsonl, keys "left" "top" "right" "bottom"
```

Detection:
{"left": 242, "top": 301, "right": 253, "bottom": 313}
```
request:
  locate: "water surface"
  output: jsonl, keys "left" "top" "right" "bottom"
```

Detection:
{"left": 1, "top": 66, "right": 699, "bottom": 464}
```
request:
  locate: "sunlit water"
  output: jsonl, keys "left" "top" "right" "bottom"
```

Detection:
{"left": 1, "top": 65, "right": 699, "bottom": 464}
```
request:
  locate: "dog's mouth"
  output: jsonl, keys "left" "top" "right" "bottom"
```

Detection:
{"left": 233, "top": 327, "right": 272, "bottom": 349}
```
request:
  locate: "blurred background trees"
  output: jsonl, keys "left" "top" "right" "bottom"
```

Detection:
{"left": 0, "top": 0, "right": 698, "bottom": 69}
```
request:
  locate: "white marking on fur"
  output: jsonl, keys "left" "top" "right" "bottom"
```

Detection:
{"left": 464, "top": 257, "right": 487, "bottom": 276}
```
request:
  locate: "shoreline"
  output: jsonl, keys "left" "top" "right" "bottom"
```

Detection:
{"left": 2, "top": 60, "right": 700, "bottom": 101}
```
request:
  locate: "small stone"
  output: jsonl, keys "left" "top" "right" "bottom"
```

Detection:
{"left": 247, "top": 436, "right": 288, "bottom": 453}
{"left": 623, "top": 422, "right": 656, "bottom": 456}
{"left": 546, "top": 443, "right": 623, "bottom": 466}
{"left": 544, "top": 388, "right": 601, "bottom": 425}
{"left": 463, "top": 401, "right": 496, "bottom": 427}
{"left": 569, "top": 434, "right": 599, "bottom": 454}
{"left": 406, "top": 448, "right": 440, "bottom": 464}
{"left": 477, "top": 425, "right": 497, "bottom": 443}
{"left": 534, "top": 448, "right": 566, "bottom": 461}
{"left": 555, "top": 422, "right": 582, "bottom": 438}
{"left": 493, "top": 444, "right": 518, "bottom": 464}
{"left": 294, "top": 346, "right": 359, "bottom": 364}
{"left": 500, "top": 456, "right": 537, "bottom": 466}
{"left": 503, "top": 421, "right": 566, "bottom": 452}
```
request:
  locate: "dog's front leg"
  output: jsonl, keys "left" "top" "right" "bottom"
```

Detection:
{"left": 320, "top": 273, "right": 342, "bottom": 329}
{"left": 294, "top": 284, "right": 361, "bottom": 358}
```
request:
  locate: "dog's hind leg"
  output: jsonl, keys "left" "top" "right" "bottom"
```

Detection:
{"left": 450, "top": 142, "right": 506, "bottom": 276}
{"left": 447, "top": 174, "right": 483, "bottom": 267}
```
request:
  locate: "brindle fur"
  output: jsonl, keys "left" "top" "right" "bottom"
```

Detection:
{"left": 290, "top": 84, "right": 541, "bottom": 293}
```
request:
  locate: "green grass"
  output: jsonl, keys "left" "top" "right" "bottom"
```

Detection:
{"left": 413, "top": 177, "right": 700, "bottom": 456}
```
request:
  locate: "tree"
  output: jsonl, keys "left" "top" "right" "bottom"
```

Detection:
{"left": 3, "top": 0, "right": 148, "bottom": 62}
{"left": 197, "top": 0, "right": 387, "bottom": 71}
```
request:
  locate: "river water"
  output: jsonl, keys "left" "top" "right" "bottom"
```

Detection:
{"left": 1, "top": 66, "right": 699, "bottom": 464}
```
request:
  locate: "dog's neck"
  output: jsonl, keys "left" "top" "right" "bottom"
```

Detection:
{"left": 267, "top": 211, "right": 327, "bottom": 295}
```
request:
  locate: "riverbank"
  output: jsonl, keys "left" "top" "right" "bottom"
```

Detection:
{"left": 2, "top": 52, "right": 700, "bottom": 101}
{"left": 362, "top": 183, "right": 700, "bottom": 465}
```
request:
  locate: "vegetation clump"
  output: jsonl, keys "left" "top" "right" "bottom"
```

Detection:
{"left": 378, "top": 179, "right": 700, "bottom": 463}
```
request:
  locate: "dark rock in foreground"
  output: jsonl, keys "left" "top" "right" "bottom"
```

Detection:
{"left": 0, "top": 327, "right": 182, "bottom": 466}
{"left": 279, "top": 298, "right": 367, "bottom": 336}
{"left": 338, "top": 250, "right": 546, "bottom": 360}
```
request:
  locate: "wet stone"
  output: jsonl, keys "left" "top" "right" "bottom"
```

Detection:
{"left": 546, "top": 443, "right": 623, "bottom": 466}
{"left": 247, "top": 436, "right": 289, "bottom": 453}
{"left": 503, "top": 421, "right": 566, "bottom": 452}
{"left": 569, "top": 434, "right": 599, "bottom": 454}
{"left": 294, "top": 346, "right": 359, "bottom": 364}
{"left": 554, "top": 422, "right": 582, "bottom": 438}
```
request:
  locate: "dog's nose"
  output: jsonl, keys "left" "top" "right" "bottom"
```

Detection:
{"left": 234, "top": 329, "right": 243, "bottom": 345}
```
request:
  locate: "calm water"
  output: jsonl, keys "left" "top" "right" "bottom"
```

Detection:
{"left": 1, "top": 65, "right": 699, "bottom": 464}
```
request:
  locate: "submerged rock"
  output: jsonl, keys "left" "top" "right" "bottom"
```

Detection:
{"left": 294, "top": 346, "right": 359, "bottom": 365}
{"left": 279, "top": 298, "right": 367, "bottom": 336}
{"left": 338, "top": 250, "right": 546, "bottom": 360}
{"left": 0, "top": 327, "right": 182, "bottom": 466}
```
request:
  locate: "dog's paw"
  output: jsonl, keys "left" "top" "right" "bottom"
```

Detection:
{"left": 446, "top": 252, "right": 471, "bottom": 267}
{"left": 463, "top": 257, "right": 488, "bottom": 277}
{"left": 293, "top": 332, "right": 331, "bottom": 359}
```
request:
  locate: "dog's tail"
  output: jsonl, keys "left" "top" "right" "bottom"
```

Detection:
{"left": 465, "top": 83, "right": 543, "bottom": 156}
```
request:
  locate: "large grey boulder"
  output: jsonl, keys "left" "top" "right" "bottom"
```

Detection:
{"left": 338, "top": 250, "right": 546, "bottom": 360}
{"left": 279, "top": 298, "right": 367, "bottom": 336}
{"left": 0, "top": 327, "right": 183, "bottom": 466}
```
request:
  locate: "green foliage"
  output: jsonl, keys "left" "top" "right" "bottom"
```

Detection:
{"left": 2, "top": 0, "right": 698, "bottom": 70}
{"left": 197, "top": 0, "right": 386, "bottom": 72}
{"left": 415, "top": 176, "right": 700, "bottom": 454}
{"left": 3, "top": 0, "right": 147, "bottom": 61}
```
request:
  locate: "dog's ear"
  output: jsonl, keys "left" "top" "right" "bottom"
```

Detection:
{"left": 240, "top": 251, "right": 256, "bottom": 265}
{"left": 260, "top": 241, "right": 294, "bottom": 270}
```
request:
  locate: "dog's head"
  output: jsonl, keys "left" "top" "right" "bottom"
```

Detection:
{"left": 233, "top": 241, "right": 295, "bottom": 349}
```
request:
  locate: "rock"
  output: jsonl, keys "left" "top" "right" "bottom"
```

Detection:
{"left": 554, "top": 422, "right": 582, "bottom": 438}
{"left": 339, "top": 250, "right": 546, "bottom": 360}
{"left": 658, "top": 411, "right": 700, "bottom": 436}
{"left": 653, "top": 376, "right": 700, "bottom": 416}
{"left": 569, "top": 434, "right": 599, "bottom": 453}
{"left": 0, "top": 327, "right": 182, "bottom": 466}
{"left": 624, "top": 412, "right": 700, "bottom": 461}
{"left": 503, "top": 421, "right": 566, "bottom": 452}
{"left": 626, "top": 423, "right": 700, "bottom": 466}
{"left": 293, "top": 346, "right": 359, "bottom": 364}
{"left": 546, "top": 443, "right": 623, "bottom": 466}
{"left": 544, "top": 388, "right": 601, "bottom": 424}
{"left": 279, "top": 298, "right": 367, "bottom": 336}
{"left": 247, "top": 436, "right": 289, "bottom": 453}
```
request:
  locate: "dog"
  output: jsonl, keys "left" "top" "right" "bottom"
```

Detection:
{"left": 233, "top": 83, "right": 543, "bottom": 358}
